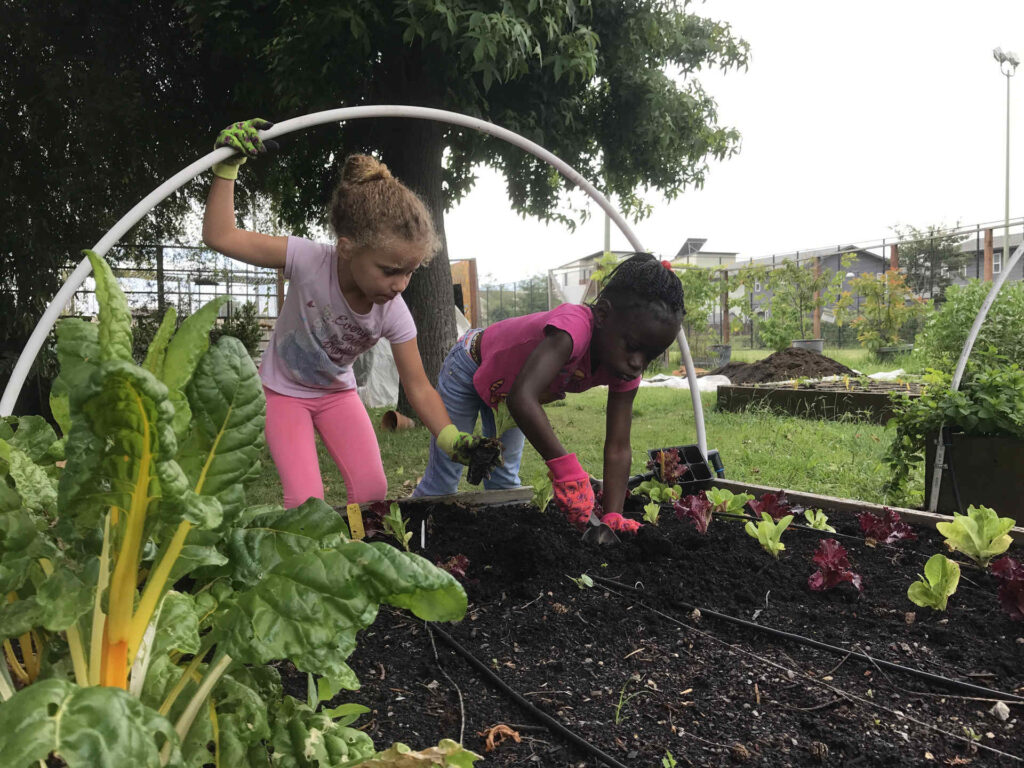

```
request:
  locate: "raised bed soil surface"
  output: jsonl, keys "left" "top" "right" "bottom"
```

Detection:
{"left": 283, "top": 496, "right": 1024, "bottom": 767}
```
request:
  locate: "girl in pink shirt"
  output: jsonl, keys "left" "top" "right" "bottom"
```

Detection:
{"left": 203, "top": 119, "right": 491, "bottom": 508}
{"left": 414, "top": 254, "right": 686, "bottom": 534}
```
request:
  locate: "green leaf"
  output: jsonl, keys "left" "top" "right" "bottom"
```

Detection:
{"left": 0, "top": 679, "right": 180, "bottom": 767}
{"left": 48, "top": 318, "right": 100, "bottom": 437}
{"left": 84, "top": 249, "right": 133, "bottom": 363}
{"left": 219, "top": 497, "right": 349, "bottom": 587}
{"left": 218, "top": 544, "right": 466, "bottom": 682}
{"left": 907, "top": 554, "right": 960, "bottom": 611}
{"left": 5, "top": 415, "right": 61, "bottom": 463}
{"left": 264, "top": 696, "right": 374, "bottom": 767}
{"left": 179, "top": 335, "right": 265, "bottom": 499}
{"left": 142, "top": 306, "right": 178, "bottom": 378}
{"left": 0, "top": 563, "right": 92, "bottom": 640}
{"left": 151, "top": 590, "right": 201, "bottom": 658}
{"left": 162, "top": 295, "right": 231, "bottom": 392}
{"left": 935, "top": 504, "right": 1014, "bottom": 568}
{"left": 7, "top": 445, "right": 58, "bottom": 513}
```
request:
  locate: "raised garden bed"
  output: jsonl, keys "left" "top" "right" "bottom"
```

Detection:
{"left": 296, "top": 488, "right": 1024, "bottom": 767}
{"left": 717, "top": 379, "right": 924, "bottom": 424}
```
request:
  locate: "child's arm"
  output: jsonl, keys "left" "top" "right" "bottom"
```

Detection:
{"left": 201, "top": 119, "right": 287, "bottom": 269}
{"left": 390, "top": 340, "right": 452, "bottom": 437}
{"left": 601, "top": 387, "right": 638, "bottom": 516}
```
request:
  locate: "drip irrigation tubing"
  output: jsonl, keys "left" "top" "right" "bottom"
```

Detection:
{"left": 589, "top": 574, "right": 1024, "bottom": 705}
{"left": 427, "top": 623, "right": 632, "bottom": 768}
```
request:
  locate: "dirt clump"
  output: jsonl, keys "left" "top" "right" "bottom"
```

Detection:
{"left": 710, "top": 346, "right": 856, "bottom": 384}
{"left": 465, "top": 436, "right": 503, "bottom": 485}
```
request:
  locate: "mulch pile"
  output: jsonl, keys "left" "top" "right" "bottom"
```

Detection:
{"left": 709, "top": 346, "right": 856, "bottom": 384}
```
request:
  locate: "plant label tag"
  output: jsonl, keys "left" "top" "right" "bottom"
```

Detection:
{"left": 346, "top": 503, "right": 365, "bottom": 540}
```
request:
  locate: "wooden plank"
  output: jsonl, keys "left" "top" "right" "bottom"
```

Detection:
{"left": 711, "top": 478, "right": 1024, "bottom": 542}
{"left": 388, "top": 486, "right": 535, "bottom": 509}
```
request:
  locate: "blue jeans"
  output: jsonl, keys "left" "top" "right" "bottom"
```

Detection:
{"left": 413, "top": 334, "right": 526, "bottom": 496}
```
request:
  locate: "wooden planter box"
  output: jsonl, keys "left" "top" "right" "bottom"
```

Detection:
{"left": 716, "top": 382, "right": 920, "bottom": 424}
{"left": 924, "top": 432, "right": 1024, "bottom": 525}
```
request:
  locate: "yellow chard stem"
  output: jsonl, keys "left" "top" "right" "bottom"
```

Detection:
{"left": 128, "top": 520, "right": 192, "bottom": 660}
{"left": 89, "top": 512, "right": 113, "bottom": 687}
{"left": 3, "top": 638, "right": 29, "bottom": 684}
{"left": 16, "top": 633, "right": 35, "bottom": 683}
{"left": 159, "top": 648, "right": 207, "bottom": 717}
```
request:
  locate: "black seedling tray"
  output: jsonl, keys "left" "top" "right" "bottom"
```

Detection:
{"left": 647, "top": 444, "right": 714, "bottom": 492}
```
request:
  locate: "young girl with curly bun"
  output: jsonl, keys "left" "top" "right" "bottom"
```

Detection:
{"left": 203, "top": 118, "right": 490, "bottom": 509}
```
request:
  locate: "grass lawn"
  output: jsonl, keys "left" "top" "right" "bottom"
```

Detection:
{"left": 247, "top": 387, "right": 915, "bottom": 511}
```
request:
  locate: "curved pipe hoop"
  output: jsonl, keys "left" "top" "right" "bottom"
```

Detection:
{"left": 1, "top": 105, "right": 707, "bottom": 455}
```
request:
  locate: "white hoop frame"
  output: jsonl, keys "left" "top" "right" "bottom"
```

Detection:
{"left": 0, "top": 105, "right": 708, "bottom": 455}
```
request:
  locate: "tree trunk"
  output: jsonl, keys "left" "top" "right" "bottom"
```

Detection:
{"left": 374, "top": 118, "right": 457, "bottom": 418}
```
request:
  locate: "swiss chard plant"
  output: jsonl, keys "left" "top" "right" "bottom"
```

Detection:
{"left": 803, "top": 508, "right": 836, "bottom": 532}
{"left": 0, "top": 251, "right": 474, "bottom": 767}
{"left": 907, "top": 553, "right": 961, "bottom": 611}
{"left": 807, "top": 539, "right": 863, "bottom": 593}
{"left": 744, "top": 512, "right": 794, "bottom": 559}
{"left": 673, "top": 491, "right": 713, "bottom": 534}
{"left": 632, "top": 479, "right": 682, "bottom": 503}
{"left": 707, "top": 487, "right": 755, "bottom": 518}
{"left": 858, "top": 508, "right": 918, "bottom": 545}
{"left": 991, "top": 556, "right": 1024, "bottom": 621}
{"left": 935, "top": 504, "right": 1014, "bottom": 568}
{"left": 748, "top": 490, "right": 792, "bottom": 522}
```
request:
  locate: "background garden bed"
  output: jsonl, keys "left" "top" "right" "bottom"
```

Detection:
{"left": 301, "top": 496, "right": 1024, "bottom": 767}
{"left": 717, "top": 381, "right": 922, "bottom": 424}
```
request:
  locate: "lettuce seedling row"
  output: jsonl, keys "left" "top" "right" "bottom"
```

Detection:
{"left": 302, "top": 491, "right": 1024, "bottom": 767}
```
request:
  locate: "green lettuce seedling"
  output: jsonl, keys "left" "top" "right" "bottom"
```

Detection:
{"left": 530, "top": 470, "right": 554, "bottom": 512}
{"left": 707, "top": 487, "right": 755, "bottom": 518}
{"left": 744, "top": 512, "right": 794, "bottom": 558}
{"left": 643, "top": 502, "right": 661, "bottom": 525}
{"left": 935, "top": 504, "right": 1014, "bottom": 568}
{"left": 803, "top": 508, "right": 836, "bottom": 532}
{"left": 907, "top": 553, "right": 961, "bottom": 610}
{"left": 382, "top": 501, "right": 413, "bottom": 551}
{"left": 632, "top": 479, "right": 681, "bottom": 503}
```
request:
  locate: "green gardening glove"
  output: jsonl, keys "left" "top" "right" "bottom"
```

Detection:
{"left": 211, "top": 118, "right": 278, "bottom": 180}
{"left": 436, "top": 424, "right": 478, "bottom": 465}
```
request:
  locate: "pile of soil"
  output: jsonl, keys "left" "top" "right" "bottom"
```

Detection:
{"left": 286, "top": 498, "right": 1024, "bottom": 767}
{"left": 711, "top": 347, "right": 857, "bottom": 385}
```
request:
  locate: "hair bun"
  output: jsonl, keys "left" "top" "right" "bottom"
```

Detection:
{"left": 341, "top": 154, "right": 393, "bottom": 184}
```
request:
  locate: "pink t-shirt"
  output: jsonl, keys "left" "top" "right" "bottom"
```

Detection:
{"left": 260, "top": 236, "right": 417, "bottom": 398}
{"left": 473, "top": 303, "right": 640, "bottom": 406}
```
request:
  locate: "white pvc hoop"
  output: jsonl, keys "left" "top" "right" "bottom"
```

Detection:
{"left": 1, "top": 105, "right": 707, "bottom": 455}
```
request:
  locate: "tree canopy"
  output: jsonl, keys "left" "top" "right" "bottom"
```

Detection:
{"left": 5, "top": 0, "right": 749, "bottom": 403}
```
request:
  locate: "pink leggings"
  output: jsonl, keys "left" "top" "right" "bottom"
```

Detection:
{"left": 263, "top": 386, "right": 387, "bottom": 508}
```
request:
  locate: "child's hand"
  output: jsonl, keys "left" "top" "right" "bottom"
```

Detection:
{"left": 599, "top": 512, "right": 642, "bottom": 535}
{"left": 546, "top": 453, "right": 594, "bottom": 531}
{"left": 437, "top": 424, "right": 498, "bottom": 466}
{"left": 212, "top": 118, "right": 278, "bottom": 180}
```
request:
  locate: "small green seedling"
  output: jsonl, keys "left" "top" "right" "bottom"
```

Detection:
{"left": 613, "top": 677, "right": 650, "bottom": 724}
{"left": 707, "top": 487, "right": 755, "bottom": 518}
{"left": 935, "top": 504, "right": 1015, "bottom": 568}
{"left": 907, "top": 553, "right": 960, "bottom": 611}
{"left": 662, "top": 751, "right": 678, "bottom": 768}
{"left": 382, "top": 501, "right": 412, "bottom": 551}
{"left": 643, "top": 502, "right": 661, "bottom": 525}
{"left": 632, "top": 479, "right": 681, "bottom": 503}
{"left": 530, "top": 470, "right": 554, "bottom": 513}
{"left": 568, "top": 573, "right": 594, "bottom": 589}
{"left": 744, "top": 512, "right": 794, "bottom": 558}
{"left": 803, "top": 508, "right": 836, "bottom": 532}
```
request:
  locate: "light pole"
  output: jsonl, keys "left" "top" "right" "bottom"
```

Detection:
{"left": 994, "top": 47, "right": 1019, "bottom": 273}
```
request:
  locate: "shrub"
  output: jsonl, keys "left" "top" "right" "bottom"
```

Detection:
{"left": 210, "top": 300, "right": 264, "bottom": 358}
{"left": 914, "top": 280, "right": 1024, "bottom": 372}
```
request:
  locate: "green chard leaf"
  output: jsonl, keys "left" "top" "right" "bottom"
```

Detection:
{"left": 49, "top": 317, "right": 100, "bottom": 437}
{"left": 264, "top": 695, "right": 375, "bottom": 768}
{"left": 142, "top": 305, "right": 178, "bottom": 378}
{"left": 162, "top": 295, "right": 231, "bottom": 393}
{"left": 0, "top": 679, "right": 180, "bottom": 768}
{"left": 84, "top": 249, "right": 133, "bottom": 363}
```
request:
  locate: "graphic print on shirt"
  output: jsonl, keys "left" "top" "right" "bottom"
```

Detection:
{"left": 276, "top": 305, "right": 375, "bottom": 388}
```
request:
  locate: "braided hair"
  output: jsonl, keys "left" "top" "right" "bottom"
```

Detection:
{"left": 593, "top": 253, "right": 686, "bottom": 325}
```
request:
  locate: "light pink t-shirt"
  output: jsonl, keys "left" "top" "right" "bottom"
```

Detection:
{"left": 472, "top": 303, "right": 640, "bottom": 406}
{"left": 260, "top": 236, "right": 417, "bottom": 398}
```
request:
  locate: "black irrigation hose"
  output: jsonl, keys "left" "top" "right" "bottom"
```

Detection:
{"left": 427, "top": 623, "right": 632, "bottom": 768}
{"left": 589, "top": 574, "right": 1024, "bottom": 705}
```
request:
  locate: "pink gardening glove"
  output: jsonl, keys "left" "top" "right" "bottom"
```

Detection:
{"left": 599, "top": 512, "right": 642, "bottom": 535}
{"left": 546, "top": 453, "right": 594, "bottom": 531}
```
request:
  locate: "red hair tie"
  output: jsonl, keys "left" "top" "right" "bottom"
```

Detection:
{"left": 661, "top": 260, "right": 674, "bottom": 270}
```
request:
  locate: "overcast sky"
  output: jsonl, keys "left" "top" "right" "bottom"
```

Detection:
{"left": 443, "top": 0, "right": 1024, "bottom": 284}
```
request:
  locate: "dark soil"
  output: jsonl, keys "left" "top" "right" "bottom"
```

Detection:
{"left": 287, "top": 495, "right": 1024, "bottom": 767}
{"left": 466, "top": 437, "right": 504, "bottom": 485}
{"left": 711, "top": 348, "right": 857, "bottom": 385}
